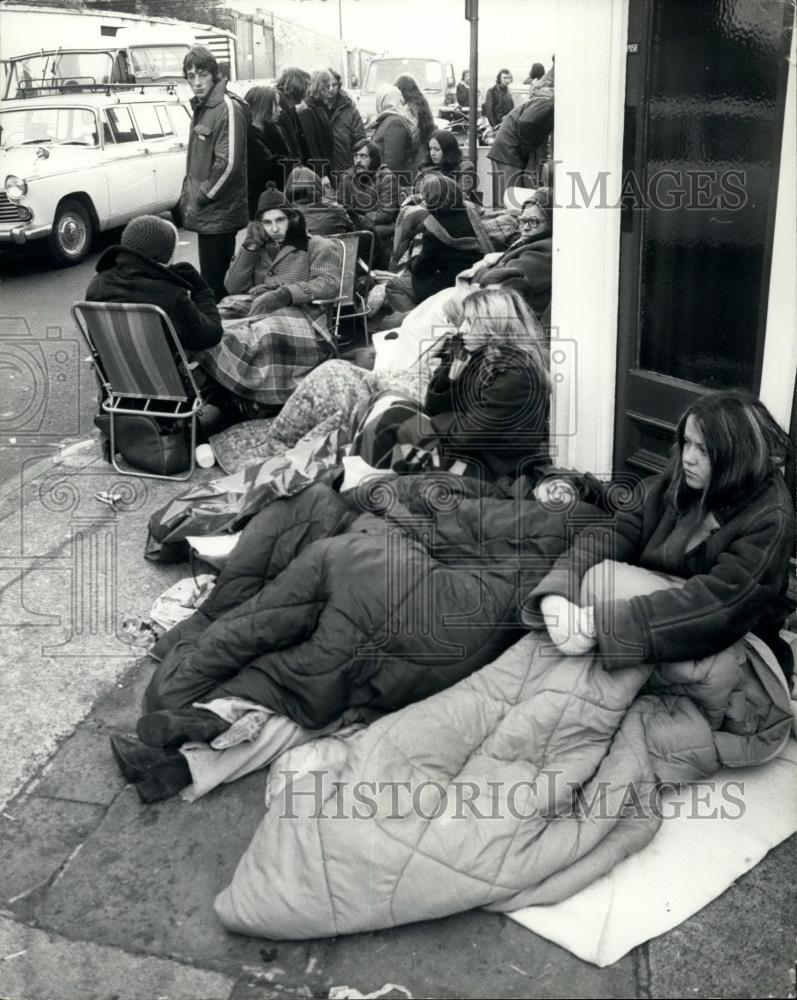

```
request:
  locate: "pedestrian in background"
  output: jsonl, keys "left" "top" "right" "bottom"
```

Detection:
{"left": 325, "top": 68, "right": 367, "bottom": 185}
{"left": 394, "top": 74, "right": 436, "bottom": 173}
{"left": 180, "top": 45, "right": 249, "bottom": 302}
{"left": 483, "top": 68, "right": 514, "bottom": 128}
{"left": 369, "top": 84, "right": 417, "bottom": 185}
{"left": 487, "top": 70, "right": 554, "bottom": 197}
{"left": 244, "top": 86, "right": 290, "bottom": 214}
{"left": 456, "top": 70, "right": 472, "bottom": 109}
{"left": 298, "top": 70, "right": 335, "bottom": 181}
{"left": 275, "top": 66, "right": 311, "bottom": 169}
{"left": 523, "top": 62, "right": 546, "bottom": 96}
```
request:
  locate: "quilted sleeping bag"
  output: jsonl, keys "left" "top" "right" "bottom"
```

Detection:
{"left": 145, "top": 476, "right": 603, "bottom": 730}
{"left": 215, "top": 628, "right": 791, "bottom": 939}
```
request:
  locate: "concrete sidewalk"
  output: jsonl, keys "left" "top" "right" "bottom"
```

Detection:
{"left": 0, "top": 443, "right": 795, "bottom": 1000}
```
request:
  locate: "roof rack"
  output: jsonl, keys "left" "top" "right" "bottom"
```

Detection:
{"left": 10, "top": 79, "right": 182, "bottom": 99}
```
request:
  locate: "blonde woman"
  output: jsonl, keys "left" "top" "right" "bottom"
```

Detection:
{"left": 353, "top": 288, "right": 551, "bottom": 482}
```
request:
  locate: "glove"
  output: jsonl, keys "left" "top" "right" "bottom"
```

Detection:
{"left": 169, "top": 261, "right": 209, "bottom": 292}
{"left": 540, "top": 595, "right": 597, "bottom": 656}
{"left": 250, "top": 286, "right": 292, "bottom": 315}
{"left": 242, "top": 220, "right": 266, "bottom": 250}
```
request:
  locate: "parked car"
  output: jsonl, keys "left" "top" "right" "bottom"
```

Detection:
{"left": 0, "top": 88, "right": 191, "bottom": 265}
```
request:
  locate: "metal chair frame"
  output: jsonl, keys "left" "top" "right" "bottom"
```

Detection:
{"left": 312, "top": 230, "right": 375, "bottom": 345}
{"left": 72, "top": 301, "right": 204, "bottom": 481}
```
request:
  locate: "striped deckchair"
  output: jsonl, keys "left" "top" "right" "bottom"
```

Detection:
{"left": 71, "top": 301, "right": 204, "bottom": 480}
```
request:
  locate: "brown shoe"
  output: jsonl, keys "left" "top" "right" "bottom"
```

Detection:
{"left": 137, "top": 708, "right": 228, "bottom": 749}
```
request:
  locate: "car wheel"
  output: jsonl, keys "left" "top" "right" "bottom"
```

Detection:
{"left": 49, "top": 200, "right": 93, "bottom": 266}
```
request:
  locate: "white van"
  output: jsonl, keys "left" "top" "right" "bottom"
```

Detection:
{"left": 357, "top": 56, "right": 456, "bottom": 124}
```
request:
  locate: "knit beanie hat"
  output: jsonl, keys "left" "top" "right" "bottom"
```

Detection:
{"left": 256, "top": 182, "right": 287, "bottom": 216}
{"left": 120, "top": 215, "right": 177, "bottom": 264}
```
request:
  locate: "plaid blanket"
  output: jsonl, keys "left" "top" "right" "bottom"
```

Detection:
{"left": 199, "top": 307, "right": 337, "bottom": 406}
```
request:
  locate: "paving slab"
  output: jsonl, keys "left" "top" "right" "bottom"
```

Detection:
{"left": 32, "top": 773, "right": 270, "bottom": 968}
{"left": 294, "top": 911, "right": 640, "bottom": 1000}
{"left": 647, "top": 832, "right": 797, "bottom": 999}
{"left": 0, "top": 450, "right": 200, "bottom": 809}
{"left": 0, "top": 915, "right": 235, "bottom": 1000}
{"left": 0, "top": 796, "right": 104, "bottom": 906}
{"left": 31, "top": 726, "right": 127, "bottom": 805}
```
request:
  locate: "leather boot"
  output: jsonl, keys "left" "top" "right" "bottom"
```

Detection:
{"left": 109, "top": 733, "right": 191, "bottom": 803}
{"left": 137, "top": 708, "right": 229, "bottom": 749}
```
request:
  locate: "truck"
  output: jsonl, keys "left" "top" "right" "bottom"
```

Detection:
{"left": 356, "top": 56, "right": 457, "bottom": 123}
{"left": 0, "top": 3, "right": 237, "bottom": 93}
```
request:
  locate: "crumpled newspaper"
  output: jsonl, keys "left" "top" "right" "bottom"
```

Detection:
{"left": 150, "top": 574, "right": 216, "bottom": 630}
{"left": 328, "top": 986, "right": 412, "bottom": 1000}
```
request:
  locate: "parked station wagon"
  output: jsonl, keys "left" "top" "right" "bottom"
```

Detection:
{"left": 0, "top": 89, "right": 191, "bottom": 265}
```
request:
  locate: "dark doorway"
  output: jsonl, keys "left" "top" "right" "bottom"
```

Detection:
{"left": 614, "top": 0, "right": 793, "bottom": 476}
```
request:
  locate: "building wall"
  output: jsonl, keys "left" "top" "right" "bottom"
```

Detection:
{"left": 548, "top": 0, "right": 628, "bottom": 477}
{"left": 223, "top": 6, "right": 377, "bottom": 85}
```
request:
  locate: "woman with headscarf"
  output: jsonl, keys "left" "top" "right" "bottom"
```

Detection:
{"left": 297, "top": 69, "right": 335, "bottom": 180}
{"left": 244, "top": 86, "right": 291, "bottom": 214}
{"left": 369, "top": 83, "right": 417, "bottom": 185}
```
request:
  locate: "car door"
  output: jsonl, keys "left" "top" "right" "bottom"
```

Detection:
{"left": 100, "top": 104, "right": 158, "bottom": 224}
{"left": 129, "top": 102, "right": 188, "bottom": 210}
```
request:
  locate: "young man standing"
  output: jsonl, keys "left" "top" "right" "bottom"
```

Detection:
{"left": 483, "top": 68, "right": 515, "bottom": 128}
{"left": 180, "top": 45, "right": 248, "bottom": 302}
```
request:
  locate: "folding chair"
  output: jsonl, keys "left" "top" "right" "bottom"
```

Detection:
{"left": 313, "top": 230, "right": 375, "bottom": 346}
{"left": 72, "top": 301, "right": 204, "bottom": 481}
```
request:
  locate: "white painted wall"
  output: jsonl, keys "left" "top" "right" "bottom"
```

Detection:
{"left": 759, "top": 13, "right": 797, "bottom": 433}
{"left": 548, "top": 0, "right": 629, "bottom": 477}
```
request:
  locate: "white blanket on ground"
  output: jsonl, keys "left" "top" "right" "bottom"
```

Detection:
{"left": 509, "top": 738, "right": 797, "bottom": 966}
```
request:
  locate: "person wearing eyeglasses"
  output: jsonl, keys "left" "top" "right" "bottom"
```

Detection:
{"left": 459, "top": 188, "right": 553, "bottom": 322}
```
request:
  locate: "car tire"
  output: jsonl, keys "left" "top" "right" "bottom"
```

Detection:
{"left": 49, "top": 200, "right": 93, "bottom": 266}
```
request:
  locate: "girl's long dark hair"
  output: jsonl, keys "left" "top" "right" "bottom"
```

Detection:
{"left": 421, "top": 129, "right": 462, "bottom": 174}
{"left": 667, "top": 390, "right": 792, "bottom": 513}
{"left": 394, "top": 74, "right": 435, "bottom": 145}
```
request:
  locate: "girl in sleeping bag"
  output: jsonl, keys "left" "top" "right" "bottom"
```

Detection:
{"left": 523, "top": 390, "right": 795, "bottom": 682}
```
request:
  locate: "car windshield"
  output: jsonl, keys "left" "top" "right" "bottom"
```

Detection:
{"left": 4, "top": 52, "right": 115, "bottom": 98}
{"left": 364, "top": 59, "right": 444, "bottom": 94}
{"left": 0, "top": 107, "right": 99, "bottom": 148}
{"left": 128, "top": 45, "right": 189, "bottom": 80}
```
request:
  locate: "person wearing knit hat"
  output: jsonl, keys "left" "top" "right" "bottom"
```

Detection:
{"left": 85, "top": 215, "right": 222, "bottom": 354}
{"left": 255, "top": 181, "right": 287, "bottom": 216}
{"left": 120, "top": 215, "right": 178, "bottom": 265}
{"left": 198, "top": 183, "right": 344, "bottom": 409}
